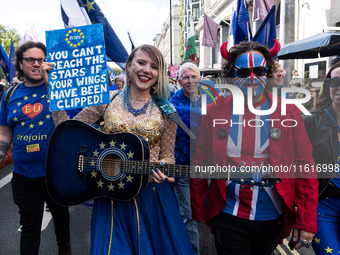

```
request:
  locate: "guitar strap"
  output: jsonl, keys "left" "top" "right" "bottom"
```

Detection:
{"left": 154, "top": 98, "right": 197, "bottom": 140}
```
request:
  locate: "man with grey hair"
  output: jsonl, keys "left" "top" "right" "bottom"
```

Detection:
{"left": 170, "top": 61, "right": 219, "bottom": 255}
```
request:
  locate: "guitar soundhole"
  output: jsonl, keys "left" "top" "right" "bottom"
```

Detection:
{"left": 102, "top": 154, "right": 121, "bottom": 177}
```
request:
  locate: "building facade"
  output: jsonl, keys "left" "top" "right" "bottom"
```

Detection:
{"left": 154, "top": 3, "right": 182, "bottom": 68}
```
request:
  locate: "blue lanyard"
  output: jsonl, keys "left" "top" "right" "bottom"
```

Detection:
{"left": 324, "top": 108, "right": 340, "bottom": 132}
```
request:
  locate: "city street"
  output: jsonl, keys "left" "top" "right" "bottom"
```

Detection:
{"left": 0, "top": 164, "right": 314, "bottom": 255}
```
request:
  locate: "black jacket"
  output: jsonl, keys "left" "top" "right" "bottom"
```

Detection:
{"left": 304, "top": 104, "right": 338, "bottom": 198}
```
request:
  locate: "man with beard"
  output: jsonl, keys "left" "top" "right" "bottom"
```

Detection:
{"left": 0, "top": 41, "right": 72, "bottom": 255}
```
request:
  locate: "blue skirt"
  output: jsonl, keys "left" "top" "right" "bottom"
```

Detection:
{"left": 90, "top": 181, "right": 194, "bottom": 255}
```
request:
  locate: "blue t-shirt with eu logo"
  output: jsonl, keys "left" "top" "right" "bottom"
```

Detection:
{"left": 0, "top": 83, "right": 54, "bottom": 177}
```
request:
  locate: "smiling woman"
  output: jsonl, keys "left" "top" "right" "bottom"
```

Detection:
{"left": 45, "top": 44, "right": 194, "bottom": 255}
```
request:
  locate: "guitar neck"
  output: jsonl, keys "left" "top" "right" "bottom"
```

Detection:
{"left": 119, "top": 160, "right": 249, "bottom": 180}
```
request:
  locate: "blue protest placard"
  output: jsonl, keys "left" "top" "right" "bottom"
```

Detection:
{"left": 46, "top": 23, "right": 110, "bottom": 111}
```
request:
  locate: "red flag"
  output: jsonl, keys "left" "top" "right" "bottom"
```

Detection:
{"left": 202, "top": 13, "right": 219, "bottom": 47}
{"left": 253, "top": 0, "right": 274, "bottom": 22}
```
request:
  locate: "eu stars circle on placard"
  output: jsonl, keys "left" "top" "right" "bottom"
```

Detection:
{"left": 65, "top": 28, "right": 85, "bottom": 48}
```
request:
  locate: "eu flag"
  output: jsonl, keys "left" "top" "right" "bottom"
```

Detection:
{"left": 9, "top": 39, "right": 16, "bottom": 82}
{"left": 253, "top": 6, "right": 277, "bottom": 55}
{"left": 60, "top": 0, "right": 129, "bottom": 69}
{"left": 234, "top": 0, "right": 253, "bottom": 44}
{"left": 0, "top": 43, "right": 10, "bottom": 80}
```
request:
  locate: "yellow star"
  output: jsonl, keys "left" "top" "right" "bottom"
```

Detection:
{"left": 90, "top": 170, "right": 97, "bottom": 178}
{"left": 314, "top": 237, "right": 320, "bottom": 244}
{"left": 118, "top": 181, "right": 125, "bottom": 189}
{"left": 90, "top": 159, "right": 96, "bottom": 167}
{"left": 46, "top": 114, "right": 51, "bottom": 119}
{"left": 100, "top": 9, "right": 106, "bottom": 18}
{"left": 97, "top": 180, "right": 104, "bottom": 188}
{"left": 47, "top": 99, "right": 50, "bottom": 103}
{"left": 120, "top": 142, "right": 127, "bottom": 150}
{"left": 127, "top": 151, "right": 134, "bottom": 159}
{"left": 93, "top": 150, "right": 99, "bottom": 157}
{"left": 107, "top": 183, "right": 115, "bottom": 191}
{"left": 17, "top": 102, "right": 21, "bottom": 106}
{"left": 21, "top": 121, "right": 25, "bottom": 126}
{"left": 13, "top": 109, "right": 17, "bottom": 113}
{"left": 32, "top": 93, "right": 37, "bottom": 97}
{"left": 99, "top": 142, "right": 106, "bottom": 149}
{"left": 73, "top": 28, "right": 77, "bottom": 32}
{"left": 68, "top": 30, "right": 72, "bottom": 34}
{"left": 84, "top": 0, "right": 95, "bottom": 12}
{"left": 24, "top": 96, "right": 28, "bottom": 100}
{"left": 109, "top": 140, "right": 116, "bottom": 147}
{"left": 325, "top": 246, "right": 333, "bottom": 253}
{"left": 38, "top": 121, "right": 43, "bottom": 125}
{"left": 29, "top": 123, "right": 34, "bottom": 128}
{"left": 126, "top": 175, "right": 134, "bottom": 182}
{"left": 13, "top": 117, "right": 18, "bottom": 121}
{"left": 77, "top": 29, "right": 81, "bottom": 33}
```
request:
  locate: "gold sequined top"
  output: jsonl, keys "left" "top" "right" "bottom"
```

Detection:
{"left": 52, "top": 91, "right": 177, "bottom": 163}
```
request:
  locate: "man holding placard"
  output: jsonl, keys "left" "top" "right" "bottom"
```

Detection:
{"left": 0, "top": 41, "right": 72, "bottom": 255}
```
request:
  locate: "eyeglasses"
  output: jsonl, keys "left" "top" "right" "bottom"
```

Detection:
{"left": 326, "top": 78, "right": 340, "bottom": 88}
{"left": 22, "top": 58, "right": 46, "bottom": 65}
{"left": 236, "top": 66, "right": 268, "bottom": 78}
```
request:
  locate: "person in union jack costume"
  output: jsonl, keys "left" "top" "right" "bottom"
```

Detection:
{"left": 190, "top": 40, "right": 318, "bottom": 255}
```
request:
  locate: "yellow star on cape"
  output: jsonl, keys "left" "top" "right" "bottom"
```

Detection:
{"left": 93, "top": 150, "right": 99, "bottom": 157}
{"left": 109, "top": 140, "right": 116, "bottom": 147}
{"left": 13, "top": 117, "right": 18, "bottom": 121}
{"left": 21, "top": 121, "right": 25, "bottom": 126}
{"left": 32, "top": 93, "right": 37, "bottom": 97}
{"left": 24, "top": 96, "right": 28, "bottom": 100}
{"left": 17, "top": 102, "right": 21, "bottom": 106}
{"left": 38, "top": 121, "right": 43, "bottom": 125}
{"left": 127, "top": 151, "right": 134, "bottom": 159}
{"left": 120, "top": 142, "right": 127, "bottom": 150}
{"left": 84, "top": 0, "right": 95, "bottom": 12}
{"left": 97, "top": 180, "right": 104, "bottom": 188}
{"left": 90, "top": 159, "right": 96, "bottom": 166}
{"left": 325, "top": 246, "right": 333, "bottom": 253}
{"left": 29, "top": 123, "right": 34, "bottom": 128}
{"left": 126, "top": 175, "right": 134, "bottom": 182}
{"left": 99, "top": 142, "right": 106, "bottom": 149}
{"left": 90, "top": 170, "right": 97, "bottom": 178}
{"left": 118, "top": 181, "right": 125, "bottom": 189}
{"left": 107, "top": 183, "right": 115, "bottom": 191}
{"left": 73, "top": 28, "right": 77, "bottom": 32}
{"left": 46, "top": 114, "right": 51, "bottom": 119}
{"left": 13, "top": 109, "right": 17, "bottom": 113}
{"left": 314, "top": 237, "right": 320, "bottom": 244}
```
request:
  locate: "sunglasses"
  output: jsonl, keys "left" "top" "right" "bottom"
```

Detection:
{"left": 326, "top": 78, "right": 340, "bottom": 88}
{"left": 236, "top": 66, "right": 268, "bottom": 78}
{"left": 22, "top": 57, "right": 46, "bottom": 65}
